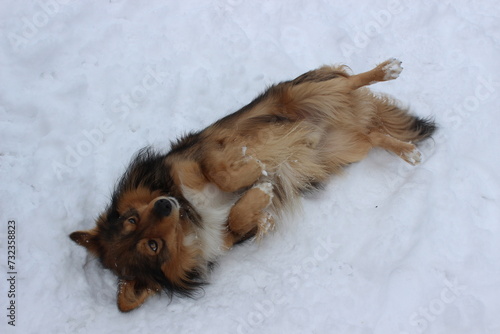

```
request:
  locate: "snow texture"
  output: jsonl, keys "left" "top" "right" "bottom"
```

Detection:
{"left": 254, "top": 182, "right": 274, "bottom": 203}
{"left": 1, "top": 1, "right": 500, "bottom": 333}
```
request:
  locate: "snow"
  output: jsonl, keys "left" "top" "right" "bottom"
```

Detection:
{"left": 254, "top": 182, "right": 274, "bottom": 202}
{"left": 1, "top": 0, "right": 500, "bottom": 333}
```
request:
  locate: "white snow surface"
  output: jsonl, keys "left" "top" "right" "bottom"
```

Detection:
{"left": 1, "top": 1, "right": 500, "bottom": 333}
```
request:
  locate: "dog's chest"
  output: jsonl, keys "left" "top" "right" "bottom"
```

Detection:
{"left": 181, "top": 183, "right": 238, "bottom": 261}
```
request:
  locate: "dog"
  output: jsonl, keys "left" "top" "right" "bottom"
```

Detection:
{"left": 70, "top": 58, "right": 436, "bottom": 312}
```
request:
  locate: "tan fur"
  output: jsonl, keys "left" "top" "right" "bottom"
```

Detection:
{"left": 117, "top": 280, "right": 157, "bottom": 312}
{"left": 70, "top": 59, "right": 436, "bottom": 312}
{"left": 228, "top": 185, "right": 273, "bottom": 237}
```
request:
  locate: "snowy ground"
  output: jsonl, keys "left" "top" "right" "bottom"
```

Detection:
{"left": 1, "top": 1, "right": 500, "bottom": 333}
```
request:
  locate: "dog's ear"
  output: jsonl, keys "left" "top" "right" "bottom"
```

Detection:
{"left": 117, "top": 279, "right": 157, "bottom": 312}
{"left": 69, "top": 229, "right": 100, "bottom": 255}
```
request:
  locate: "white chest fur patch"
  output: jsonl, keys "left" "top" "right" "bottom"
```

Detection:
{"left": 181, "top": 183, "right": 238, "bottom": 261}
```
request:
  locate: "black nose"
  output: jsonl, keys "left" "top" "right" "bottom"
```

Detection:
{"left": 154, "top": 199, "right": 172, "bottom": 217}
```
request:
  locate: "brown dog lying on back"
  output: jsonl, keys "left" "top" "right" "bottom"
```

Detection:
{"left": 70, "top": 58, "right": 435, "bottom": 311}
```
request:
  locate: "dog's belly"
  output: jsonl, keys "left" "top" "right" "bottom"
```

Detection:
{"left": 322, "top": 129, "right": 372, "bottom": 165}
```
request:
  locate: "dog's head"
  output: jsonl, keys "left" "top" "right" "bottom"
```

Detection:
{"left": 70, "top": 149, "right": 204, "bottom": 312}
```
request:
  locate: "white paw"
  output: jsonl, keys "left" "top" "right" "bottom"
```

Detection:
{"left": 382, "top": 58, "right": 403, "bottom": 80}
{"left": 403, "top": 147, "right": 422, "bottom": 165}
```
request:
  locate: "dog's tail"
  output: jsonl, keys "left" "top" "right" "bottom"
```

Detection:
{"left": 375, "top": 97, "right": 437, "bottom": 142}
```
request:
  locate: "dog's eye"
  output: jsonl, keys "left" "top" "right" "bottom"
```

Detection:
{"left": 128, "top": 218, "right": 137, "bottom": 224}
{"left": 148, "top": 240, "right": 158, "bottom": 252}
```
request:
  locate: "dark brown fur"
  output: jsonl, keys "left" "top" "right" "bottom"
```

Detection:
{"left": 70, "top": 59, "right": 436, "bottom": 311}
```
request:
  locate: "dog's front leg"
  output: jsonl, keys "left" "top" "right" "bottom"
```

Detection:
{"left": 225, "top": 182, "right": 274, "bottom": 245}
{"left": 201, "top": 145, "right": 265, "bottom": 193}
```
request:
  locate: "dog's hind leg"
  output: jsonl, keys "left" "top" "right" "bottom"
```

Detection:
{"left": 289, "top": 66, "right": 349, "bottom": 85}
{"left": 346, "top": 58, "right": 403, "bottom": 90}
{"left": 368, "top": 131, "right": 422, "bottom": 165}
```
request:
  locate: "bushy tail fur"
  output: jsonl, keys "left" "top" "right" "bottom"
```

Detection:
{"left": 375, "top": 97, "right": 436, "bottom": 143}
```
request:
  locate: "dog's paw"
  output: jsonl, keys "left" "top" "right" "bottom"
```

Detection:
{"left": 253, "top": 182, "right": 274, "bottom": 205}
{"left": 381, "top": 58, "right": 403, "bottom": 80}
{"left": 240, "top": 145, "right": 269, "bottom": 177}
{"left": 402, "top": 146, "right": 422, "bottom": 165}
{"left": 256, "top": 212, "right": 275, "bottom": 240}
